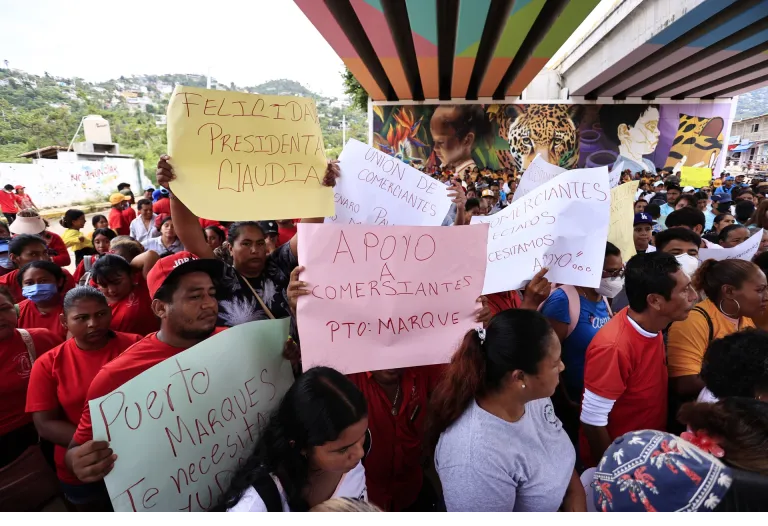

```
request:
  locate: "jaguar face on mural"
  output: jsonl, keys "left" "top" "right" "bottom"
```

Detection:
{"left": 371, "top": 103, "right": 730, "bottom": 176}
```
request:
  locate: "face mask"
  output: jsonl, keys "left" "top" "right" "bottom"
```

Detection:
{"left": 0, "top": 256, "right": 12, "bottom": 269}
{"left": 597, "top": 276, "right": 624, "bottom": 299}
{"left": 22, "top": 283, "right": 58, "bottom": 303}
{"left": 675, "top": 254, "right": 699, "bottom": 278}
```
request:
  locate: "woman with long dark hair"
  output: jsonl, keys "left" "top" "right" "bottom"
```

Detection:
{"left": 428, "top": 309, "right": 585, "bottom": 512}
{"left": 223, "top": 367, "right": 369, "bottom": 512}
{"left": 59, "top": 209, "right": 95, "bottom": 266}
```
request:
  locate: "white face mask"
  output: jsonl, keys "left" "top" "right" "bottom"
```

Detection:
{"left": 675, "top": 254, "right": 699, "bottom": 278}
{"left": 597, "top": 276, "right": 624, "bottom": 299}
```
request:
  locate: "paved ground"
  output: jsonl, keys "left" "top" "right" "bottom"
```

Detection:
{"left": 47, "top": 208, "right": 127, "bottom": 274}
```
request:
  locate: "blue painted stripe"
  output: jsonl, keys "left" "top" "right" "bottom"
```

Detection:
{"left": 405, "top": 0, "right": 438, "bottom": 45}
{"left": 648, "top": 0, "right": 741, "bottom": 45}
{"left": 688, "top": 2, "right": 768, "bottom": 48}
{"left": 727, "top": 27, "right": 768, "bottom": 52}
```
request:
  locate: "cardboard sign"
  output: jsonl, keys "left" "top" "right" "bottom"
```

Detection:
{"left": 472, "top": 167, "right": 611, "bottom": 294}
{"left": 608, "top": 181, "right": 639, "bottom": 260}
{"left": 90, "top": 320, "right": 294, "bottom": 512}
{"left": 297, "top": 223, "right": 487, "bottom": 374}
{"left": 511, "top": 154, "right": 566, "bottom": 203}
{"left": 698, "top": 229, "right": 763, "bottom": 263}
{"left": 167, "top": 85, "right": 333, "bottom": 221}
{"left": 680, "top": 166, "right": 712, "bottom": 189}
{"left": 327, "top": 139, "right": 451, "bottom": 226}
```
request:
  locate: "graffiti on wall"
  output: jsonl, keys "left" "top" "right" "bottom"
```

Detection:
{"left": 372, "top": 103, "right": 732, "bottom": 176}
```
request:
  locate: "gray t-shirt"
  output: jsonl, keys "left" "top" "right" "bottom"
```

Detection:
{"left": 435, "top": 398, "right": 575, "bottom": 512}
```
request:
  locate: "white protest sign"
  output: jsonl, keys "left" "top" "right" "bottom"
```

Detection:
{"left": 609, "top": 161, "right": 625, "bottom": 189}
{"left": 90, "top": 320, "right": 294, "bottom": 512}
{"left": 472, "top": 167, "right": 611, "bottom": 294}
{"left": 328, "top": 139, "right": 451, "bottom": 226}
{"left": 698, "top": 229, "right": 763, "bottom": 263}
{"left": 511, "top": 154, "right": 566, "bottom": 203}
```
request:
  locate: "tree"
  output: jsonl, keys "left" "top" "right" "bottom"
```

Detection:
{"left": 342, "top": 68, "right": 369, "bottom": 114}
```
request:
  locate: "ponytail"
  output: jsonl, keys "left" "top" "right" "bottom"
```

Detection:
{"left": 426, "top": 329, "right": 486, "bottom": 447}
{"left": 426, "top": 309, "right": 554, "bottom": 448}
{"left": 59, "top": 209, "right": 85, "bottom": 230}
{"left": 692, "top": 259, "right": 759, "bottom": 303}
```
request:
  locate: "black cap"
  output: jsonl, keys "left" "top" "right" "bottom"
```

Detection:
{"left": 258, "top": 221, "right": 278, "bottom": 236}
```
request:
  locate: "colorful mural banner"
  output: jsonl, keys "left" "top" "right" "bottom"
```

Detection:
{"left": 372, "top": 103, "right": 732, "bottom": 177}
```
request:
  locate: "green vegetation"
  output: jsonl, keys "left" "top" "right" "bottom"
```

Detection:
{"left": 0, "top": 69, "right": 367, "bottom": 181}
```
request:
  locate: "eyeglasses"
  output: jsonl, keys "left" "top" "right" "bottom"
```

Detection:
{"left": 602, "top": 268, "right": 625, "bottom": 279}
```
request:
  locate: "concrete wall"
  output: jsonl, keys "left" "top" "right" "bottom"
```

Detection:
{"left": 0, "top": 158, "right": 152, "bottom": 209}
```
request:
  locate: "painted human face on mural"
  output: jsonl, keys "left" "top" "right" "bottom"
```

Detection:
{"left": 429, "top": 106, "right": 475, "bottom": 171}
{"left": 619, "top": 106, "right": 660, "bottom": 158}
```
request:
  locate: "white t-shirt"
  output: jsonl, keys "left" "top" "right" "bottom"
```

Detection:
{"left": 697, "top": 387, "right": 718, "bottom": 404}
{"left": 227, "top": 461, "right": 367, "bottom": 512}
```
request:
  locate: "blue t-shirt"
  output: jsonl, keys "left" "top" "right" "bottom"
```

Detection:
{"left": 540, "top": 288, "right": 610, "bottom": 401}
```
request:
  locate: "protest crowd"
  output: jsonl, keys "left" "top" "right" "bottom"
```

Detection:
{"left": 3, "top": 97, "right": 768, "bottom": 514}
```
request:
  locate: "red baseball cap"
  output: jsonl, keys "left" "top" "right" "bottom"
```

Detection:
{"left": 146, "top": 251, "right": 223, "bottom": 299}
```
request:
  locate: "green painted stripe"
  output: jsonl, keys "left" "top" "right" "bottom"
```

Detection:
{"left": 533, "top": 0, "right": 601, "bottom": 58}
{"left": 494, "top": 0, "right": 546, "bottom": 57}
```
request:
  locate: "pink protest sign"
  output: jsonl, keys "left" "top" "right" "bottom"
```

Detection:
{"left": 297, "top": 223, "right": 488, "bottom": 374}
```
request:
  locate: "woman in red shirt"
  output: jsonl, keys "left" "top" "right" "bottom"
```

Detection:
{"left": 0, "top": 286, "right": 61, "bottom": 509}
{"left": 72, "top": 228, "right": 116, "bottom": 286}
{"left": 9, "top": 210, "right": 71, "bottom": 267}
{"left": 17, "top": 261, "right": 69, "bottom": 340}
{"left": 90, "top": 253, "right": 160, "bottom": 336}
{"left": 26, "top": 287, "right": 141, "bottom": 510}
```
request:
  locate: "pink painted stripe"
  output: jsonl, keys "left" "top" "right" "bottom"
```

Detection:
{"left": 294, "top": 0, "right": 359, "bottom": 58}
{"left": 350, "top": 0, "right": 399, "bottom": 57}
{"left": 686, "top": 63, "right": 768, "bottom": 97}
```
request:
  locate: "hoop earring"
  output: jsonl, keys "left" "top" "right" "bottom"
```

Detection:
{"left": 719, "top": 298, "right": 741, "bottom": 318}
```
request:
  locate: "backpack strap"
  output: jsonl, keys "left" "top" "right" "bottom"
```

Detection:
{"left": 692, "top": 306, "right": 714, "bottom": 344}
{"left": 84, "top": 256, "right": 94, "bottom": 271}
{"left": 17, "top": 328, "right": 36, "bottom": 363}
{"left": 603, "top": 296, "right": 613, "bottom": 318}
{"left": 559, "top": 285, "right": 581, "bottom": 338}
{"left": 253, "top": 475, "right": 283, "bottom": 512}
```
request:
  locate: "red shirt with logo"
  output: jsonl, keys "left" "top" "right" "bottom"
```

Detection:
{"left": 17, "top": 300, "right": 67, "bottom": 340}
{"left": 0, "top": 328, "right": 62, "bottom": 435}
{"left": 0, "top": 268, "right": 76, "bottom": 304}
{"left": 109, "top": 279, "right": 159, "bottom": 336}
{"left": 580, "top": 309, "right": 668, "bottom": 466}
{"left": 348, "top": 365, "right": 445, "bottom": 511}
{"left": 72, "top": 328, "right": 227, "bottom": 445}
{"left": 25, "top": 332, "right": 142, "bottom": 484}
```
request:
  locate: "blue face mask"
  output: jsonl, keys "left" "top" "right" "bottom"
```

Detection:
{"left": 0, "top": 255, "right": 12, "bottom": 269}
{"left": 22, "top": 283, "right": 58, "bottom": 303}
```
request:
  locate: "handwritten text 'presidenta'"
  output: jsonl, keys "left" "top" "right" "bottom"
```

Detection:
{"left": 90, "top": 320, "right": 293, "bottom": 512}
{"left": 328, "top": 139, "right": 452, "bottom": 227}
{"left": 472, "top": 166, "right": 611, "bottom": 294}
{"left": 166, "top": 86, "right": 333, "bottom": 221}
{"left": 297, "top": 224, "right": 487, "bottom": 374}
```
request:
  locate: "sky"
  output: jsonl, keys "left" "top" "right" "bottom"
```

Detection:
{"left": 1, "top": 0, "right": 615, "bottom": 99}
{"left": 0, "top": 0, "right": 347, "bottom": 98}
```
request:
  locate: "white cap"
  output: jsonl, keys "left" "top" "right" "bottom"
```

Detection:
{"left": 683, "top": 186, "right": 695, "bottom": 192}
{"left": 653, "top": 181, "right": 664, "bottom": 187}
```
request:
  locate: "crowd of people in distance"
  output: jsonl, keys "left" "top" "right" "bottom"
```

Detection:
{"left": 2, "top": 154, "right": 768, "bottom": 513}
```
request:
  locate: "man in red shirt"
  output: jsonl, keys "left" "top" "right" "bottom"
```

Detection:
{"left": 65, "top": 252, "right": 225, "bottom": 483}
{"left": 348, "top": 366, "right": 444, "bottom": 511}
{"left": 0, "top": 234, "right": 76, "bottom": 303}
{"left": 107, "top": 193, "right": 131, "bottom": 236}
{"left": 0, "top": 184, "right": 19, "bottom": 223}
{"left": 580, "top": 251, "right": 697, "bottom": 467}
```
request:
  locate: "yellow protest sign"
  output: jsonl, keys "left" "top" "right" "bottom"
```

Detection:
{"left": 608, "top": 181, "right": 639, "bottom": 260}
{"left": 167, "top": 86, "right": 334, "bottom": 221}
{"left": 680, "top": 166, "right": 712, "bottom": 189}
